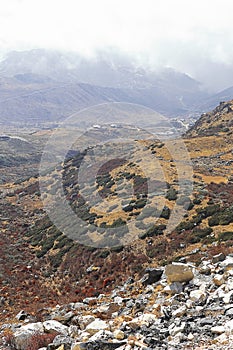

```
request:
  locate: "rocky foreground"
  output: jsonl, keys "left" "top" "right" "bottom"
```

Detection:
{"left": 2, "top": 253, "right": 233, "bottom": 350}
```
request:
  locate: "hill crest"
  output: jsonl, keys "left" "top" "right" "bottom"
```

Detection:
{"left": 186, "top": 99, "right": 233, "bottom": 137}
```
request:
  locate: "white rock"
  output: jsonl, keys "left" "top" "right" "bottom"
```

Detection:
{"left": 223, "top": 291, "right": 233, "bottom": 304}
{"left": 113, "top": 329, "right": 125, "bottom": 340}
{"left": 190, "top": 289, "right": 206, "bottom": 302}
{"left": 213, "top": 274, "right": 225, "bottom": 286}
{"left": 214, "top": 333, "right": 229, "bottom": 344}
{"left": 164, "top": 285, "right": 172, "bottom": 293}
{"left": 78, "top": 331, "right": 91, "bottom": 341}
{"left": 78, "top": 315, "right": 96, "bottom": 330}
{"left": 226, "top": 269, "right": 233, "bottom": 276}
{"left": 199, "top": 261, "right": 212, "bottom": 274}
{"left": 17, "top": 322, "right": 44, "bottom": 333}
{"left": 186, "top": 300, "right": 194, "bottom": 308}
{"left": 43, "top": 320, "right": 68, "bottom": 335}
{"left": 172, "top": 305, "right": 187, "bottom": 317}
{"left": 199, "top": 282, "right": 209, "bottom": 292}
{"left": 137, "top": 313, "right": 157, "bottom": 325}
{"left": 168, "top": 331, "right": 184, "bottom": 344}
{"left": 114, "top": 296, "right": 123, "bottom": 305}
{"left": 187, "top": 333, "right": 194, "bottom": 340}
{"left": 95, "top": 305, "right": 110, "bottom": 313}
{"left": 122, "top": 346, "right": 131, "bottom": 350}
{"left": 211, "top": 326, "right": 225, "bottom": 334}
{"left": 225, "top": 319, "right": 233, "bottom": 332}
{"left": 145, "top": 285, "right": 155, "bottom": 293}
{"left": 216, "top": 286, "right": 226, "bottom": 299}
{"left": 220, "top": 256, "right": 233, "bottom": 270}
{"left": 169, "top": 322, "right": 186, "bottom": 336}
{"left": 226, "top": 278, "right": 233, "bottom": 291}
{"left": 73, "top": 302, "right": 87, "bottom": 310}
{"left": 86, "top": 319, "right": 109, "bottom": 335}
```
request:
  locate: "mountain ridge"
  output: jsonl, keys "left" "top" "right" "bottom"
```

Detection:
{"left": 0, "top": 49, "right": 209, "bottom": 123}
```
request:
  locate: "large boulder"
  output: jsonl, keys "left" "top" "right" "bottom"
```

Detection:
{"left": 165, "top": 263, "right": 194, "bottom": 283}
{"left": 43, "top": 320, "right": 68, "bottom": 335}
{"left": 13, "top": 322, "right": 44, "bottom": 350}
{"left": 86, "top": 319, "right": 109, "bottom": 335}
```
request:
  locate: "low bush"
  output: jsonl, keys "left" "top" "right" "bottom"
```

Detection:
{"left": 139, "top": 224, "right": 166, "bottom": 239}
{"left": 218, "top": 231, "right": 233, "bottom": 242}
{"left": 166, "top": 187, "right": 177, "bottom": 201}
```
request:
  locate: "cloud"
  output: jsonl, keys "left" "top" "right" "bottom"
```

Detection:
{"left": 1, "top": 0, "right": 233, "bottom": 90}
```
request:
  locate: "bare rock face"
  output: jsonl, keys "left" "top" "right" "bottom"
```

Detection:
{"left": 165, "top": 263, "right": 194, "bottom": 283}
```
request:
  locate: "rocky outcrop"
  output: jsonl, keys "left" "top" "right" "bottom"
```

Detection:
{"left": 3, "top": 256, "right": 233, "bottom": 349}
{"left": 186, "top": 100, "right": 233, "bottom": 137}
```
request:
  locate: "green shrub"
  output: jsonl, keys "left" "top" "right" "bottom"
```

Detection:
{"left": 160, "top": 206, "right": 170, "bottom": 219}
{"left": 134, "top": 198, "right": 147, "bottom": 209}
{"left": 197, "top": 204, "right": 220, "bottom": 218}
{"left": 166, "top": 188, "right": 177, "bottom": 201}
{"left": 208, "top": 206, "right": 233, "bottom": 226}
{"left": 97, "top": 250, "right": 110, "bottom": 258}
{"left": 111, "top": 218, "right": 126, "bottom": 227}
{"left": 54, "top": 236, "right": 73, "bottom": 249}
{"left": 188, "top": 227, "right": 213, "bottom": 243}
{"left": 139, "top": 224, "right": 166, "bottom": 239}
{"left": 193, "top": 198, "right": 201, "bottom": 205}
{"left": 208, "top": 216, "right": 219, "bottom": 226}
{"left": 218, "top": 231, "right": 233, "bottom": 242}
{"left": 123, "top": 204, "right": 134, "bottom": 212}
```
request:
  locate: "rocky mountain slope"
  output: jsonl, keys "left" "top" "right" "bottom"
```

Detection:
{"left": 186, "top": 100, "right": 233, "bottom": 137}
{"left": 2, "top": 253, "right": 233, "bottom": 350}
{"left": 1, "top": 100, "right": 233, "bottom": 348}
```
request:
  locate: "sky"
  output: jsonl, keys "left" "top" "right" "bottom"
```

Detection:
{"left": 1, "top": 0, "right": 233, "bottom": 91}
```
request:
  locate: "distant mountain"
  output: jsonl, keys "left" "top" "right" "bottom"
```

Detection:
{"left": 186, "top": 99, "right": 233, "bottom": 137}
{"left": 0, "top": 49, "right": 209, "bottom": 124}
{"left": 198, "top": 86, "right": 233, "bottom": 112}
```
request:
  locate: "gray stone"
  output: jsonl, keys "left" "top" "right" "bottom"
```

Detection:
{"left": 172, "top": 305, "right": 187, "bottom": 317}
{"left": 170, "top": 282, "right": 184, "bottom": 294}
{"left": 49, "top": 335, "right": 73, "bottom": 350}
{"left": 212, "top": 253, "right": 226, "bottom": 264}
{"left": 225, "top": 308, "right": 233, "bottom": 317}
{"left": 211, "top": 326, "right": 225, "bottom": 334}
{"left": 86, "top": 319, "right": 109, "bottom": 335}
{"left": 77, "top": 315, "right": 96, "bottom": 330}
{"left": 141, "top": 268, "right": 163, "bottom": 286}
{"left": 43, "top": 320, "right": 68, "bottom": 335}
